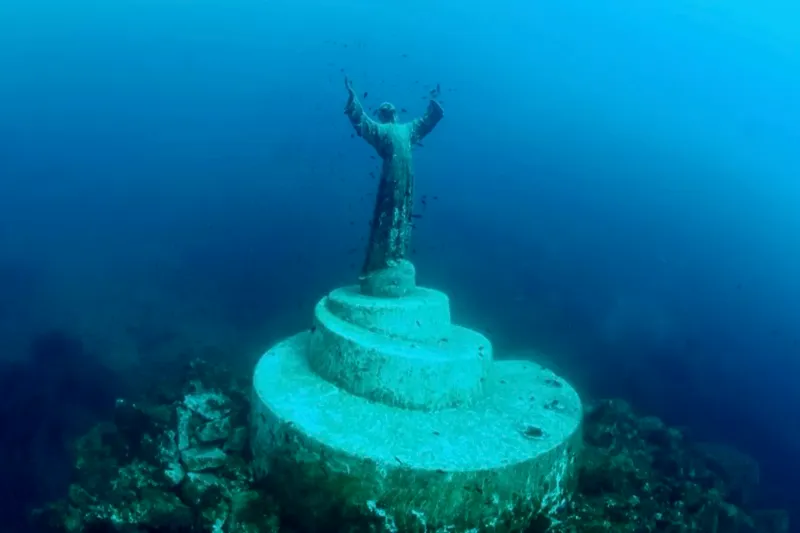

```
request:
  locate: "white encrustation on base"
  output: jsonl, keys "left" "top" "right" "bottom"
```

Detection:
{"left": 250, "top": 283, "right": 582, "bottom": 532}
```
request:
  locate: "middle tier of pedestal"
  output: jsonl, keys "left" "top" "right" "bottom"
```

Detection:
{"left": 308, "top": 286, "right": 493, "bottom": 411}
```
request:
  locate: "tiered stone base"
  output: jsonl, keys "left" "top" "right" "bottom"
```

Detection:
{"left": 250, "top": 286, "right": 583, "bottom": 531}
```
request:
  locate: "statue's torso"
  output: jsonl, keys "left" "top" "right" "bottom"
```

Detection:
{"left": 376, "top": 123, "right": 414, "bottom": 201}
{"left": 363, "top": 123, "right": 415, "bottom": 274}
{"left": 377, "top": 123, "right": 413, "bottom": 162}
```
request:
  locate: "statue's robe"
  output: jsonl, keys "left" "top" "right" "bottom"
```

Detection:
{"left": 345, "top": 97, "right": 443, "bottom": 277}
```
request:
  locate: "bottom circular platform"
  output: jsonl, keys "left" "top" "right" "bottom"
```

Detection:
{"left": 250, "top": 332, "right": 583, "bottom": 532}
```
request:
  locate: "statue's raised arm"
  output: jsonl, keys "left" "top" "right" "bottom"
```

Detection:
{"left": 410, "top": 99, "right": 444, "bottom": 144}
{"left": 344, "top": 77, "right": 382, "bottom": 151}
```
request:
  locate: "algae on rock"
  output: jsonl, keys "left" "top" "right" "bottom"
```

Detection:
{"left": 32, "top": 359, "right": 280, "bottom": 533}
{"left": 549, "top": 399, "right": 789, "bottom": 533}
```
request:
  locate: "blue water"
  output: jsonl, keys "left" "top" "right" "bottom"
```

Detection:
{"left": 1, "top": 0, "right": 798, "bottom": 529}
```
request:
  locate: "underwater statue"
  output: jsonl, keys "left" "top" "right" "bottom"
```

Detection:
{"left": 344, "top": 77, "right": 443, "bottom": 297}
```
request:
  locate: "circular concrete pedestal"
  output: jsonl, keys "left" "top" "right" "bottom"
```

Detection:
{"left": 252, "top": 349, "right": 582, "bottom": 531}
{"left": 250, "top": 285, "right": 582, "bottom": 532}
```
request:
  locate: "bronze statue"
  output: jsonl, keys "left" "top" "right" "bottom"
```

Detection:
{"left": 344, "top": 77, "right": 443, "bottom": 297}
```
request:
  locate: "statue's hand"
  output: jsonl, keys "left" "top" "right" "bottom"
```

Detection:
{"left": 345, "top": 76, "right": 356, "bottom": 98}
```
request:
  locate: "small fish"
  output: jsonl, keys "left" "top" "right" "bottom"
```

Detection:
{"left": 411, "top": 214, "right": 423, "bottom": 219}
{"left": 400, "top": 108, "right": 408, "bottom": 114}
{"left": 363, "top": 91, "right": 368, "bottom": 98}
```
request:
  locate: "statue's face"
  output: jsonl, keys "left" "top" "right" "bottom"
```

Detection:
{"left": 376, "top": 103, "right": 397, "bottom": 124}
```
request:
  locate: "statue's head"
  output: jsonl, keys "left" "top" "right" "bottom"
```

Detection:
{"left": 375, "top": 102, "right": 397, "bottom": 124}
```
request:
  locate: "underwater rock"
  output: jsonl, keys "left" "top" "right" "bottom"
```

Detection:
{"left": 181, "top": 447, "right": 229, "bottom": 472}
{"left": 227, "top": 490, "right": 281, "bottom": 533}
{"left": 177, "top": 405, "right": 192, "bottom": 450}
{"left": 196, "top": 416, "right": 233, "bottom": 443}
{"left": 112, "top": 489, "right": 194, "bottom": 530}
{"left": 32, "top": 359, "right": 789, "bottom": 533}
{"left": 225, "top": 426, "right": 248, "bottom": 453}
{"left": 550, "top": 399, "right": 787, "bottom": 533}
{"left": 163, "top": 459, "right": 186, "bottom": 487}
{"left": 201, "top": 500, "right": 231, "bottom": 533}
{"left": 184, "top": 391, "right": 232, "bottom": 421}
{"left": 31, "top": 357, "right": 274, "bottom": 533}
{"left": 181, "top": 472, "right": 229, "bottom": 508}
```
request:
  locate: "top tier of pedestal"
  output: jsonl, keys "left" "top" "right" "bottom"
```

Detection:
{"left": 307, "top": 285, "right": 493, "bottom": 411}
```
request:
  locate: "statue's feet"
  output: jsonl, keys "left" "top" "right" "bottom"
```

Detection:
{"left": 359, "top": 260, "right": 416, "bottom": 298}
